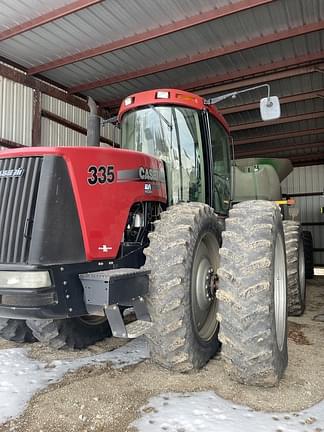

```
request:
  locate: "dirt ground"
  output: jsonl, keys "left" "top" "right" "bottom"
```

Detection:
{"left": 1, "top": 277, "right": 324, "bottom": 432}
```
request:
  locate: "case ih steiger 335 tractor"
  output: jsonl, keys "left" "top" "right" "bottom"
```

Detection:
{"left": 0, "top": 87, "right": 305, "bottom": 386}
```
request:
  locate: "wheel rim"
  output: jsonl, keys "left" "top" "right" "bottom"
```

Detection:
{"left": 298, "top": 238, "right": 306, "bottom": 301}
{"left": 274, "top": 233, "right": 287, "bottom": 351}
{"left": 79, "top": 315, "right": 107, "bottom": 326}
{"left": 191, "top": 232, "right": 219, "bottom": 342}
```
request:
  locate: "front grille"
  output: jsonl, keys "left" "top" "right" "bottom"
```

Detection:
{"left": 0, "top": 157, "right": 43, "bottom": 264}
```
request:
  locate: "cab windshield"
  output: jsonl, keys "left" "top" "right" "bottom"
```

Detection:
{"left": 121, "top": 105, "right": 205, "bottom": 205}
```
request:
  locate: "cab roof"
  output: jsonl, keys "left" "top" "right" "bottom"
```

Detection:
{"left": 118, "top": 88, "right": 230, "bottom": 133}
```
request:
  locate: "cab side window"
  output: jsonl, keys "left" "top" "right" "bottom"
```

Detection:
{"left": 208, "top": 114, "right": 231, "bottom": 214}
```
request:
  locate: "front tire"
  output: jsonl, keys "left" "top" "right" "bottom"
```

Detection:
{"left": 144, "top": 203, "right": 221, "bottom": 371}
{"left": 26, "top": 316, "right": 112, "bottom": 349}
{"left": 217, "top": 201, "right": 288, "bottom": 387}
{"left": 0, "top": 318, "right": 36, "bottom": 343}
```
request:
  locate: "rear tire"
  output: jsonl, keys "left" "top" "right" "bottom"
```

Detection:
{"left": 0, "top": 318, "right": 36, "bottom": 343}
{"left": 26, "top": 316, "right": 112, "bottom": 349}
{"left": 217, "top": 201, "right": 288, "bottom": 387}
{"left": 283, "top": 221, "right": 306, "bottom": 316}
{"left": 144, "top": 203, "right": 221, "bottom": 371}
{"left": 302, "top": 231, "right": 314, "bottom": 279}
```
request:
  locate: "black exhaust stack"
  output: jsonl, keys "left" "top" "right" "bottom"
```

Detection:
{"left": 87, "top": 97, "right": 100, "bottom": 147}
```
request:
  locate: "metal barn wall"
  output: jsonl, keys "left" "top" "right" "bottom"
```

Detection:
{"left": 281, "top": 165, "right": 324, "bottom": 265}
{"left": 0, "top": 75, "right": 33, "bottom": 146}
{"left": 42, "top": 94, "right": 118, "bottom": 146}
{"left": 0, "top": 75, "right": 117, "bottom": 148}
{"left": 41, "top": 117, "right": 86, "bottom": 147}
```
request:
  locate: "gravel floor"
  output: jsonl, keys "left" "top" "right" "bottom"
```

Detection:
{"left": 0, "top": 277, "right": 323, "bottom": 432}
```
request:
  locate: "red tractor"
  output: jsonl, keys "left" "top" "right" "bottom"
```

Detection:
{"left": 0, "top": 88, "right": 290, "bottom": 386}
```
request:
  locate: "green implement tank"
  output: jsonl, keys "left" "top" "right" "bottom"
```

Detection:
{"left": 232, "top": 158, "right": 293, "bottom": 202}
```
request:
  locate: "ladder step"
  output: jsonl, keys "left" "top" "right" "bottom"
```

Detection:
{"left": 126, "top": 320, "right": 153, "bottom": 338}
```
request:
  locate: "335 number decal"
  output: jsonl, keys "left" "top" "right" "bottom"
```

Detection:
{"left": 87, "top": 165, "right": 115, "bottom": 185}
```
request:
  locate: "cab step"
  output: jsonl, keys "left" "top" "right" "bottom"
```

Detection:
{"left": 79, "top": 268, "right": 152, "bottom": 339}
{"left": 125, "top": 320, "right": 153, "bottom": 338}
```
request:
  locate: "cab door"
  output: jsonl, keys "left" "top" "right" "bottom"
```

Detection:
{"left": 207, "top": 113, "right": 231, "bottom": 215}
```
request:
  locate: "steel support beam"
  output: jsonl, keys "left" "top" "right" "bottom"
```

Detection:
{"left": 291, "top": 152, "right": 324, "bottom": 162}
{"left": 69, "top": 21, "right": 324, "bottom": 94}
{"left": 236, "top": 142, "right": 324, "bottom": 157}
{"left": 294, "top": 161, "right": 324, "bottom": 167}
{"left": 99, "top": 53, "right": 324, "bottom": 109}
{"left": 231, "top": 111, "right": 324, "bottom": 132}
{"left": 0, "top": 61, "right": 100, "bottom": 114}
{"left": 235, "top": 128, "right": 324, "bottom": 146}
{"left": 32, "top": 89, "right": 42, "bottom": 146}
{"left": 0, "top": 138, "right": 25, "bottom": 149}
{"left": 0, "top": 0, "right": 102, "bottom": 42}
{"left": 221, "top": 91, "right": 324, "bottom": 115}
{"left": 41, "top": 110, "right": 112, "bottom": 145}
{"left": 28, "top": 0, "right": 273, "bottom": 75}
{"left": 194, "top": 56, "right": 324, "bottom": 96}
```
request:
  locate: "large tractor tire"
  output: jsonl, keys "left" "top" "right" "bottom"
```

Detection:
{"left": 0, "top": 318, "right": 36, "bottom": 343}
{"left": 26, "top": 316, "right": 111, "bottom": 349}
{"left": 217, "top": 201, "right": 288, "bottom": 387}
{"left": 302, "top": 231, "right": 314, "bottom": 279}
{"left": 283, "top": 221, "right": 306, "bottom": 316}
{"left": 144, "top": 203, "right": 221, "bottom": 371}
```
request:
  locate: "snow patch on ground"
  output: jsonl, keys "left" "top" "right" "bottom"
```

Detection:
{"left": 2, "top": 338, "right": 324, "bottom": 431}
{"left": 133, "top": 391, "right": 324, "bottom": 432}
{"left": 0, "top": 337, "right": 149, "bottom": 424}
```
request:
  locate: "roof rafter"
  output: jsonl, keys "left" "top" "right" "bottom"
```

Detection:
{"left": 0, "top": 0, "right": 103, "bottom": 42}
{"left": 221, "top": 91, "right": 324, "bottom": 115}
{"left": 100, "top": 54, "right": 324, "bottom": 109}
{"left": 291, "top": 152, "right": 324, "bottom": 163}
{"left": 28, "top": 0, "right": 273, "bottom": 75}
{"left": 68, "top": 21, "right": 324, "bottom": 94}
{"left": 231, "top": 111, "right": 324, "bottom": 132}
{"left": 235, "top": 128, "right": 324, "bottom": 146}
{"left": 194, "top": 56, "right": 324, "bottom": 96}
{"left": 236, "top": 141, "right": 324, "bottom": 157}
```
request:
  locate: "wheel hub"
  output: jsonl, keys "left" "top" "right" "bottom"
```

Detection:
{"left": 205, "top": 267, "right": 218, "bottom": 301}
{"left": 191, "top": 232, "right": 220, "bottom": 342}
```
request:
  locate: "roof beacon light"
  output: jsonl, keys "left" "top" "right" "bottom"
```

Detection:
{"left": 156, "top": 91, "right": 170, "bottom": 99}
{"left": 124, "top": 96, "right": 134, "bottom": 106}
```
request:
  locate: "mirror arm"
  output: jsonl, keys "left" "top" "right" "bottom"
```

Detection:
{"left": 205, "top": 83, "right": 271, "bottom": 106}
{"left": 101, "top": 116, "right": 119, "bottom": 126}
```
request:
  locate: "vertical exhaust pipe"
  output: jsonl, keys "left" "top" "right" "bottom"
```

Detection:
{"left": 87, "top": 97, "right": 100, "bottom": 147}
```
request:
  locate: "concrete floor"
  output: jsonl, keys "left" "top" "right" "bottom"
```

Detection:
{"left": 0, "top": 277, "right": 324, "bottom": 432}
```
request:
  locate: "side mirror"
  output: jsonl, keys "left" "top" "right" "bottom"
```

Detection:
{"left": 260, "top": 96, "right": 281, "bottom": 121}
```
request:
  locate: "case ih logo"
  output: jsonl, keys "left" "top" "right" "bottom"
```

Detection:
{"left": 0, "top": 168, "right": 24, "bottom": 178}
{"left": 139, "top": 167, "right": 164, "bottom": 182}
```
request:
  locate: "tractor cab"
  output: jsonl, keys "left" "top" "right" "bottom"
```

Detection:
{"left": 118, "top": 89, "right": 231, "bottom": 215}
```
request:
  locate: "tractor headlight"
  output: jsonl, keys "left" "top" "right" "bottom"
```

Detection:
{"left": 0, "top": 271, "right": 52, "bottom": 289}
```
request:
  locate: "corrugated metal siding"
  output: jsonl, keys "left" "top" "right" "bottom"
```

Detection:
{"left": 42, "top": 94, "right": 117, "bottom": 144}
{"left": 282, "top": 165, "right": 324, "bottom": 265}
{"left": 41, "top": 117, "right": 86, "bottom": 147}
{"left": 42, "top": 94, "right": 87, "bottom": 127}
{"left": 0, "top": 0, "right": 234, "bottom": 68}
{"left": 0, "top": 0, "right": 70, "bottom": 30}
{"left": 0, "top": 76, "right": 33, "bottom": 146}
